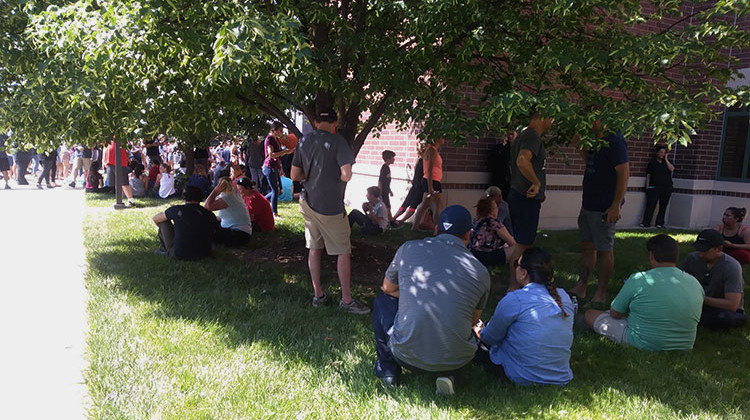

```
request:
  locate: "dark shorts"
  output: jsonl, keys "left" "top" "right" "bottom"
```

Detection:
{"left": 578, "top": 208, "right": 617, "bottom": 252}
{"left": 399, "top": 182, "right": 425, "bottom": 211}
{"left": 0, "top": 156, "right": 9, "bottom": 171}
{"left": 420, "top": 178, "right": 442, "bottom": 194}
{"left": 471, "top": 248, "right": 507, "bottom": 267}
{"left": 508, "top": 188, "right": 541, "bottom": 246}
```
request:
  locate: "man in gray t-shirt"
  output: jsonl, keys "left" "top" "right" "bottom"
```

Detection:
{"left": 372, "top": 205, "right": 490, "bottom": 393}
{"left": 679, "top": 229, "right": 746, "bottom": 329}
{"left": 291, "top": 108, "right": 369, "bottom": 315}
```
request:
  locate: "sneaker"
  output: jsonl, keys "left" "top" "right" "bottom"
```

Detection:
{"left": 339, "top": 299, "right": 371, "bottom": 314}
{"left": 68, "top": 181, "right": 76, "bottom": 188}
{"left": 36, "top": 184, "right": 43, "bottom": 189}
{"left": 389, "top": 220, "right": 404, "bottom": 230}
{"left": 380, "top": 376, "right": 398, "bottom": 388}
{"left": 4, "top": 184, "right": 10, "bottom": 190}
{"left": 435, "top": 376, "right": 455, "bottom": 395}
{"left": 312, "top": 292, "right": 329, "bottom": 307}
{"left": 153, "top": 249, "right": 167, "bottom": 256}
{"left": 639, "top": 223, "right": 648, "bottom": 228}
{"left": 656, "top": 224, "right": 666, "bottom": 229}
{"left": 125, "top": 201, "right": 134, "bottom": 208}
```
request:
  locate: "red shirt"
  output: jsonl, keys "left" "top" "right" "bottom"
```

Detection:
{"left": 104, "top": 142, "right": 128, "bottom": 167}
{"left": 148, "top": 165, "right": 160, "bottom": 182}
{"left": 242, "top": 190, "right": 275, "bottom": 232}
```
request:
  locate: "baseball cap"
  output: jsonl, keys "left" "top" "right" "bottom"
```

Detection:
{"left": 693, "top": 229, "right": 724, "bottom": 252}
{"left": 437, "top": 205, "right": 473, "bottom": 235}
{"left": 236, "top": 177, "right": 254, "bottom": 189}
{"left": 485, "top": 186, "right": 502, "bottom": 198}
{"left": 315, "top": 108, "right": 338, "bottom": 122}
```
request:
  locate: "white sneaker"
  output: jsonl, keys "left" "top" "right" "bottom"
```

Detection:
{"left": 435, "top": 376, "right": 455, "bottom": 395}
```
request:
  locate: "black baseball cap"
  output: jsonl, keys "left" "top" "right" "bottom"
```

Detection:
{"left": 693, "top": 229, "right": 724, "bottom": 252}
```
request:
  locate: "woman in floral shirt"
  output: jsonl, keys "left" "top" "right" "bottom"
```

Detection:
{"left": 470, "top": 198, "right": 516, "bottom": 267}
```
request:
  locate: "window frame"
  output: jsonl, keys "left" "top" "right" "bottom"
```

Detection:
{"left": 716, "top": 106, "right": 750, "bottom": 182}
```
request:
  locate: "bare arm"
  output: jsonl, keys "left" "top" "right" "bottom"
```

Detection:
{"left": 154, "top": 173, "right": 162, "bottom": 188}
{"left": 494, "top": 226, "right": 516, "bottom": 246}
{"left": 605, "top": 162, "right": 630, "bottom": 223}
{"left": 381, "top": 277, "right": 399, "bottom": 298}
{"left": 340, "top": 163, "right": 352, "bottom": 182}
{"left": 472, "top": 309, "right": 483, "bottom": 326}
{"left": 152, "top": 212, "right": 168, "bottom": 225}
{"left": 644, "top": 173, "right": 651, "bottom": 189}
{"left": 610, "top": 307, "right": 627, "bottom": 319}
{"left": 203, "top": 185, "right": 228, "bottom": 211}
{"left": 290, "top": 165, "right": 305, "bottom": 182}
{"left": 704, "top": 292, "right": 742, "bottom": 312}
{"left": 665, "top": 155, "right": 675, "bottom": 172}
{"left": 516, "top": 150, "right": 541, "bottom": 198}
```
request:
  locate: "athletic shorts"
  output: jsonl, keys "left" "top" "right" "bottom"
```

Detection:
{"left": 299, "top": 199, "right": 351, "bottom": 255}
{"left": 508, "top": 188, "right": 541, "bottom": 246}
{"left": 420, "top": 178, "right": 442, "bottom": 194}
{"left": 593, "top": 312, "right": 629, "bottom": 345}
{"left": 578, "top": 208, "right": 617, "bottom": 252}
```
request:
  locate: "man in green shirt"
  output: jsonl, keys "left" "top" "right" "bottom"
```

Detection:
{"left": 584, "top": 234, "right": 704, "bottom": 351}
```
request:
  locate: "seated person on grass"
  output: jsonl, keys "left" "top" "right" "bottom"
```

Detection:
{"left": 152, "top": 186, "right": 220, "bottom": 260}
{"left": 348, "top": 186, "right": 388, "bottom": 235}
{"left": 679, "top": 229, "right": 747, "bottom": 329}
{"left": 469, "top": 197, "right": 516, "bottom": 267}
{"left": 715, "top": 207, "right": 750, "bottom": 264}
{"left": 204, "top": 177, "right": 253, "bottom": 247}
{"left": 372, "top": 205, "right": 490, "bottom": 394}
{"left": 474, "top": 247, "right": 574, "bottom": 386}
{"left": 585, "top": 234, "right": 705, "bottom": 350}
{"left": 235, "top": 177, "right": 275, "bottom": 232}
{"left": 85, "top": 161, "right": 109, "bottom": 193}
{"left": 187, "top": 164, "right": 212, "bottom": 199}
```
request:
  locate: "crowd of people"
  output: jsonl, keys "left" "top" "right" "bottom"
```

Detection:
{"left": 2, "top": 109, "right": 747, "bottom": 396}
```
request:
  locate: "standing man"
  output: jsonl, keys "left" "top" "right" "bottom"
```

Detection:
{"left": 371, "top": 205, "right": 490, "bottom": 393}
{"left": 568, "top": 120, "right": 629, "bottom": 307}
{"left": 291, "top": 108, "right": 370, "bottom": 314}
{"left": 680, "top": 229, "right": 747, "bottom": 329}
{"left": 507, "top": 109, "right": 554, "bottom": 289}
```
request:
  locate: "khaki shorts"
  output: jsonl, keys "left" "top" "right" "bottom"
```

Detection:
{"left": 299, "top": 199, "right": 351, "bottom": 255}
{"left": 593, "top": 312, "right": 629, "bottom": 345}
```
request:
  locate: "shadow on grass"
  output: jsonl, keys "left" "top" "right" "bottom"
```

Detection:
{"left": 86, "top": 213, "right": 750, "bottom": 417}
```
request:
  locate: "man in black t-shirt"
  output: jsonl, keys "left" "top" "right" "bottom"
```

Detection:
{"left": 152, "top": 186, "right": 219, "bottom": 260}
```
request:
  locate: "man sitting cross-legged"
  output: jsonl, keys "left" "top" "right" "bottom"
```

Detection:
{"left": 371, "top": 205, "right": 490, "bottom": 394}
{"left": 680, "top": 229, "right": 747, "bottom": 329}
{"left": 585, "top": 234, "right": 704, "bottom": 351}
{"left": 152, "top": 185, "right": 220, "bottom": 261}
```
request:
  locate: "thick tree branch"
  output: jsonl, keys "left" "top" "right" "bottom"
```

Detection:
{"left": 352, "top": 91, "right": 391, "bottom": 155}
{"left": 235, "top": 91, "right": 302, "bottom": 138}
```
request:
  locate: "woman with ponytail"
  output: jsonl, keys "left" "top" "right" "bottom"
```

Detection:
{"left": 474, "top": 247, "right": 574, "bottom": 385}
{"left": 715, "top": 207, "right": 750, "bottom": 264}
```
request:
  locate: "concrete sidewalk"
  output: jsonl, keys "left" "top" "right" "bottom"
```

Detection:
{"left": 0, "top": 185, "right": 89, "bottom": 419}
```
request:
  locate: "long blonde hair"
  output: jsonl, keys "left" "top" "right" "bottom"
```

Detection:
{"left": 217, "top": 177, "right": 235, "bottom": 195}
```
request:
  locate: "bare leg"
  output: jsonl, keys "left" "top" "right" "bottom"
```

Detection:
{"left": 431, "top": 192, "right": 444, "bottom": 232}
{"left": 308, "top": 248, "right": 325, "bottom": 298}
{"left": 337, "top": 253, "right": 352, "bottom": 304}
{"left": 410, "top": 193, "right": 431, "bottom": 230}
{"left": 584, "top": 309, "right": 606, "bottom": 328}
{"left": 392, "top": 206, "right": 407, "bottom": 221}
{"left": 592, "top": 250, "right": 614, "bottom": 303}
{"left": 122, "top": 185, "right": 134, "bottom": 201}
{"left": 569, "top": 241, "right": 596, "bottom": 299}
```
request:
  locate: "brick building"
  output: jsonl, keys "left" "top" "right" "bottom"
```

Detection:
{"left": 347, "top": 11, "right": 750, "bottom": 230}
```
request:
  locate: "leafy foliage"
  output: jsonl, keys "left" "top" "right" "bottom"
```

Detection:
{"left": 0, "top": 1, "right": 748, "bottom": 152}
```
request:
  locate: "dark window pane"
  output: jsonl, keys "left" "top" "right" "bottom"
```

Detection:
{"left": 720, "top": 115, "right": 749, "bottom": 179}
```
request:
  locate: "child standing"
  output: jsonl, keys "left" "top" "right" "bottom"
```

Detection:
{"left": 348, "top": 186, "right": 388, "bottom": 235}
{"left": 379, "top": 150, "right": 395, "bottom": 221}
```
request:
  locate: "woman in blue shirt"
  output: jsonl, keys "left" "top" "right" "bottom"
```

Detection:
{"left": 475, "top": 247, "right": 574, "bottom": 386}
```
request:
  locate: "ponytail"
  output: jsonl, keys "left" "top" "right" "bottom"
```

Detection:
{"left": 520, "top": 247, "right": 568, "bottom": 318}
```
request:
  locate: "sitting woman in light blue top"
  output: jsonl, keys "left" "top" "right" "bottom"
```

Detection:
{"left": 204, "top": 177, "right": 252, "bottom": 247}
{"left": 474, "top": 247, "right": 574, "bottom": 386}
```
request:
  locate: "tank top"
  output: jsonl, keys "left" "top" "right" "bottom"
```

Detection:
{"left": 422, "top": 145, "right": 443, "bottom": 182}
{"left": 218, "top": 193, "right": 252, "bottom": 234}
{"left": 719, "top": 224, "right": 747, "bottom": 245}
{"left": 158, "top": 173, "right": 176, "bottom": 198}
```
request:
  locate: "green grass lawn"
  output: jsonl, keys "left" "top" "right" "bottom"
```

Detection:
{"left": 83, "top": 195, "right": 750, "bottom": 419}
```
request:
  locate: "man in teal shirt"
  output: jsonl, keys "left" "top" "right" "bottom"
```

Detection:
{"left": 584, "top": 234, "right": 704, "bottom": 351}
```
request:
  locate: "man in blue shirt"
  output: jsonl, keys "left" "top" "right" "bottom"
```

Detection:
{"left": 569, "top": 120, "right": 630, "bottom": 307}
{"left": 371, "top": 205, "right": 490, "bottom": 394}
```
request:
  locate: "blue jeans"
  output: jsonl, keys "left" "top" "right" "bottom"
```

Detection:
{"left": 262, "top": 166, "right": 280, "bottom": 215}
{"left": 372, "top": 293, "right": 402, "bottom": 378}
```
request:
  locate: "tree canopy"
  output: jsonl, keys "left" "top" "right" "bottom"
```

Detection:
{"left": 0, "top": 0, "right": 748, "bottom": 153}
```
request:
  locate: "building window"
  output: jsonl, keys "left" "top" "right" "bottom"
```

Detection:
{"left": 718, "top": 106, "right": 750, "bottom": 181}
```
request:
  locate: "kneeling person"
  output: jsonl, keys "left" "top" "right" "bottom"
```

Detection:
{"left": 585, "top": 234, "right": 704, "bottom": 350}
{"left": 152, "top": 186, "right": 220, "bottom": 260}
{"left": 372, "top": 205, "right": 490, "bottom": 394}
